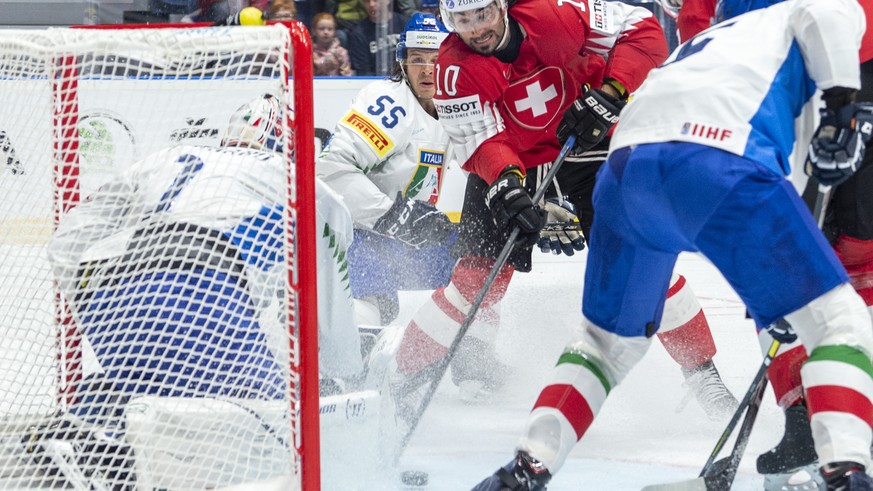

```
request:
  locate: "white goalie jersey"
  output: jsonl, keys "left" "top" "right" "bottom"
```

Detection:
{"left": 317, "top": 79, "right": 450, "bottom": 229}
{"left": 48, "top": 144, "right": 362, "bottom": 380}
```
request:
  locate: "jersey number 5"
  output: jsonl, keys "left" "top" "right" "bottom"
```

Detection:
{"left": 368, "top": 95, "right": 407, "bottom": 129}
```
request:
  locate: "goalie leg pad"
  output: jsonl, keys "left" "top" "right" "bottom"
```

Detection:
{"left": 657, "top": 273, "right": 717, "bottom": 368}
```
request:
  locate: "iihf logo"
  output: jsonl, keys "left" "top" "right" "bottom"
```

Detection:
{"left": 681, "top": 122, "right": 691, "bottom": 135}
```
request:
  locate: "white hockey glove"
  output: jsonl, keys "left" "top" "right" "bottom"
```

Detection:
{"left": 537, "top": 198, "right": 585, "bottom": 256}
{"left": 806, "top": 102, "right": 873, "bottom": 187}
{"left": 374, "top": 192, "right": 455, "bottom": 249}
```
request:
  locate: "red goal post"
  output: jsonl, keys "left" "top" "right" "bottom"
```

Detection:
{"left": 0, "top": 20, "right": 320, "bottom": 491}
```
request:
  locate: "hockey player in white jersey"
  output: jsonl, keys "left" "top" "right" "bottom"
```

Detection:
{"left": 317, "top": 13, "right": 457, "bottom": 327}
{"left": 38, "top": 94, "right": 363, "bottom": 489}
{"left": 474, "top": 0, "right": 873, "bottom": 489}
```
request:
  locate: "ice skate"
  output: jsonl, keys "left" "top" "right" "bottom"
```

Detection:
{"left": 680, "top": 359, "right": 739, "bottom": 421}
{"left": 757, "top": 405, "right": 818, "bottom": 474}
{"left": 472, "top": 451, "right": 552, "bottom": 491}
{"left": 764, "top": 463, "right": 825, "bottom": 491}
{"left": 450, "top": 337, "right": 511, "bottom": 403}
{"left": 820, "top": 462, "right": 873, "bottom": 491}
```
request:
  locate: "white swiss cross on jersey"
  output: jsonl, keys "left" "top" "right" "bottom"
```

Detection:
{"left": 504, "top": 67, "right": 566, "bottom": 130}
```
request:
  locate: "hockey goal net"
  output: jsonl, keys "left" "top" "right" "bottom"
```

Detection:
{"left": 0, "top": 21, "right": 320, "bottom": 490}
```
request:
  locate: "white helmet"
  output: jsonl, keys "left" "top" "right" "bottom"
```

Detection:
{"left": 221, "top": 93, "right": 290, "bottom": 153}
{"left": 439, "top": 0, "right": 507, "bottom": 33}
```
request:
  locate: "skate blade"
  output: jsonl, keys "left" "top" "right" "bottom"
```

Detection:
{"left": 763, "top": 463, "right": 823, "bottom": 491}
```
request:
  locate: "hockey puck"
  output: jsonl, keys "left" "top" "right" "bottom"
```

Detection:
{"left": 400, "top": 470, "right": 429, "bottom": 486}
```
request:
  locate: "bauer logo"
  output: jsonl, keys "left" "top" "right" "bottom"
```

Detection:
{"left": 341, "top": 109, "right": 394, "bottom": 157}
{"left": 434, "top": 95, "right": 483, "bottom": 124}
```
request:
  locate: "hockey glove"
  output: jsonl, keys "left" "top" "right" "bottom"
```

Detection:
{"left": 373, "top": 192, "right": 455, "bottom": 249}
{"left": 806, "top": 102, "right": 873, "bottom": 187}
{"left": 538, "top": 198, "right": 585, "bottom": 256}
{"left": 556, "top": 85, "right": 626, "bottom": 154}
{"left": 763, "top": 318, "right": 797, "bottom": 344}
{"left": 484, "top": 168, "right": 547, "bottom": 248}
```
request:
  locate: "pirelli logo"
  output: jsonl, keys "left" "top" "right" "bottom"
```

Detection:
{"left": 341, "top": 109, "right": 394, "bottom": 157}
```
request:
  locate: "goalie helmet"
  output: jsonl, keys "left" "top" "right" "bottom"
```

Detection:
{"left": 395, "top": 13, "right": 449, "bottom": 63}
{"left": 221, "top": 93, "right": 290, "bottom": 153}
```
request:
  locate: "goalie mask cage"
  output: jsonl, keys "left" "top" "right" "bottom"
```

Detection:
{"left": 0, "top": 21, "right": 320, "bottom": 491}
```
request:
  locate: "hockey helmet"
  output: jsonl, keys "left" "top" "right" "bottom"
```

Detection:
{"left": 221, "top": 93, "right": 289, "bottom": 153}
{"left": 439, "top": 0, "right": 507, "bottom": 33}
{"left": 715, "top": 0, "right": 782, "bottom": 22}
{"left": 396, "top": 13, "right": 450, "bottom": 63}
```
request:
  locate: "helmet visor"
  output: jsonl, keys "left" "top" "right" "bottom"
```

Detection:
{"left": 441, "top": 0, "right": 503, "bottom": 33}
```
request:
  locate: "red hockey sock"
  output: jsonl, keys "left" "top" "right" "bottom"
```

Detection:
{"left": 768, "top": 344, "right": 808, "bottom": 408}
{"left": 657, "top": 275, "right": 717, "bottom": 369}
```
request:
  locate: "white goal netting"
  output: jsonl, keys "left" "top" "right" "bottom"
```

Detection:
{"left": 0, "top": 24, "right": 313, "bottom": 490}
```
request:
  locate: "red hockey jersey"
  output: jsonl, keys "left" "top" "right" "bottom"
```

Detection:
{"left": 433, "top": 0, "right": 668, "bottom": 183}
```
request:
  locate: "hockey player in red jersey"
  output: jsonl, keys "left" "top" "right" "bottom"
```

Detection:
{"left": 387, "top": 0, "right": 739, "bottom": 437}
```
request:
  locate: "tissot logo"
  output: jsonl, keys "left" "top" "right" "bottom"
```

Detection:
{"left": 434, "top": 94, "right": 483, "bottom": 124}
{"left": 436, "top": 100, "right": 479, "bottom": 114}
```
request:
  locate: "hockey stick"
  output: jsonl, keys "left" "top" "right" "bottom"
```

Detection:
{"left": 393, "top": 135, "right": 577, "bottom": 457}
{"left": 641, "top": 338, "right": 781, "bottom": 491}
{"left": 811, "top": 183, "right": 832, "bottom": 229}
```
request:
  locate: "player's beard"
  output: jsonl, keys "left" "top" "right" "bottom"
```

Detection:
{"left": 466, "top": 29, "right": 501, "bottom": 55}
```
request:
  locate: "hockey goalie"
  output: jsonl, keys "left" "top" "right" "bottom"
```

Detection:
{"left": 32, "top": 94, "right": 382, "bottom": 490}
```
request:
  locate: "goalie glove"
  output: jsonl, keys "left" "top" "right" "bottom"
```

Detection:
{"left": 556, "top": 85, "right": 626, "bottom": 154}
{"left": 373, "top": 192, "right": 455, "bottom": 249}
{"left": 538, "top": 198, "right": 585, "bottom": 256}
{"left": 484, "top": 168, "right": 547, "bottom": 248}
{"left": 806, "top": 102, "right": 873, "bottom": 187}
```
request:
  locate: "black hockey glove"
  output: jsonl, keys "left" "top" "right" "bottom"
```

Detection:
{"left": 538, "top": 198, "right": 585, "bottom": 256}
{"left": 763, "top": 318, "right": 797, "bottom": 344}
{"left": 806, "top": 102, "right": 873, "bottom": 187}
{"left": 373, "top": 192, "right": 455, "bottom": 249}
{"left": 484, "top": 169, "right": 547, "bottom": 248}
{"left": 556, "top": 85, "right": 626, "bottom": 153}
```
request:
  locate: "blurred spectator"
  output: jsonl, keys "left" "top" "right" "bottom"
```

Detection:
{"left": 416, "top": 0, "right": 438, "bottom": 16}
{"left": 348, "top": 0, "right": 409, "bottom": 76}
{"left": 270, "top": 0, "right": 297, "bottom": 19}
{"left": 334, "top": 0, "right": 368, "bottom": 48}
{"left": 312, "top": 13, "right": 355, "bottom": 76}
{"left": 197, "top": 0, "right": 231, "bottom": 22}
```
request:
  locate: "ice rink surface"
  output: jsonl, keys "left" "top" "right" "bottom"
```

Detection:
{"left": 356, "top": 251, "right": 786, "bottom": 491}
